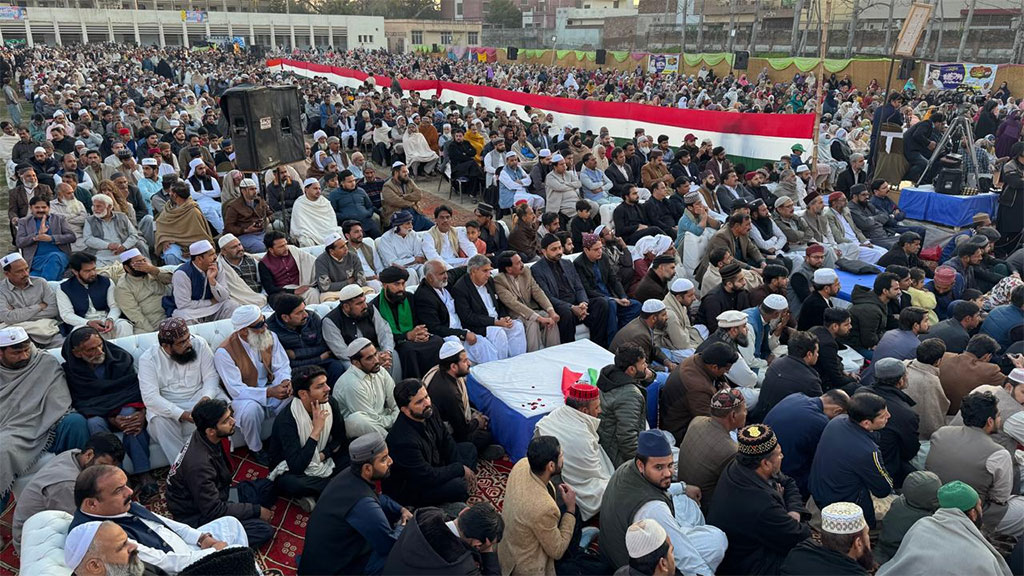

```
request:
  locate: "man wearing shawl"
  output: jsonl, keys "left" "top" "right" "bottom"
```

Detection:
{"left": 0, "top": 252, "right": 64, "bottom": 348}
{"left": 215, "top": 234, "right": 268, "bottom": 309}
{"left": 214, "top": 305, "right": 293, "bottom": 463}
{"left": 422, "top": 204, "right": 478, "bottom": 269}
{"left": 373, "top": 265, "right": 444, "bottom": 379}
{"left": 258, "top": 230, "right": 320, "bottom": 305}
{"left": 62, "top": 326, "right": 158, "bottom": 499}
{"left": 290, "top": 178, "right": 341, "bottom": 248}
{"left": 0, "top": 326, "right": 88, "bottom": 511}
{"left": 155, "top": 179, "right": 214, "bottom": 265}
{"left": 376, "top": 210, "right": 427, "bottom": 285}
{"left": 83, "top": 193, "right": 148, "bottom": 267}
{"left": 170, "top": 240, "right": 238, "bottom": 323}
{"left": 185, "top": 157, "right": 223, "bottom": 234}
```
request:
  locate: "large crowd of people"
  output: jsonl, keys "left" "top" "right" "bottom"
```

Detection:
{"left": 1, "top": 41, "right": 1023, "bottom": 576}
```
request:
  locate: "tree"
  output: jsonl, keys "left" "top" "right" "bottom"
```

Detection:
{"left": 487, "top": 0, "right": 523, "bottom": 29}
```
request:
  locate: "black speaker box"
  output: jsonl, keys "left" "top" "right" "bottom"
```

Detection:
{"left": 507, "top": 46, "right": 518, "bottom": 60}
{"left": 935, "top": 168, "right": 963, "bottom": 195}
{"left": 734, "top": 50, "right": 749, "bottom": 70}
{"left": 219, "top": 85, "right": 304, "bottom": 172}
{"left": 596, "top": 49, "right": 607, "bottom": 65}
{"left": 898, "top": 58, "right": 916, "bottom": 80}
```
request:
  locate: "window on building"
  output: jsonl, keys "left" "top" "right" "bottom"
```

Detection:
{"left": 411, "top": 30, "right": 423, "bottom": 44}
{"left": 613, "top": 0, "right": 619, "bottom": 6}
{"left": 357, "top": 34, "right": 374, "bottom": 43}
{"left": 441, "top": 31, "right": 453, "bottom": 44}
{"left": 468, "top": 31, "right": 478, "bottom": 44}
{"left": 456, "top": 1, "right": 463, "bottom": 15}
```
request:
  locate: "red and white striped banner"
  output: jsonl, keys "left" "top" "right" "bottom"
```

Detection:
{"left": 268, "top": 58, "right": 815, "bottom": 162}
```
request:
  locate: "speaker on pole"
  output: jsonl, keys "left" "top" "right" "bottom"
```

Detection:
{"left": 507, "top": 46, "right": 519, "bottom": 60}
{"left": 595, "top": 49, "right": 607, "bottom": 65}
{"left": 733, "top": 50, "right": 749, "bottom": 70}
{"left": 220, "top": 85, "right": 304, "bottom": 172}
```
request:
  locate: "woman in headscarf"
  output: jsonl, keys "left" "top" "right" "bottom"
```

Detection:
{"left": 995, "top": 109, "right": 1022, "bottom": 159}
{"left": 438, "top": 123, "right": 453, "bottom": 153}
{"left": 219, "top": 169, "right": 244, "bottom": 209}
{"left": 830, "top": 127, "right": 853, "bottom": 165}
{"left": 975, "top": 100, "right": 1001, "bottom": 140}
{"left": 307, "top": 150, "right": 329, "bottom": 181}
{"left": 97, "top": 179, "right": 136, "bottom": 223}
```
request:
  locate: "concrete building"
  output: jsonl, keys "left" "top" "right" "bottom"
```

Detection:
{"left": 554, "top": 6, "right": 637, "bottom": 49}
{"left": 0, "top": 6, "right": 386, "bottom": 50}
{"left": 442, "top": 0, "right": 630, "bottom": 28}
{"left": 384, "top": 19, "right": 482, "bottom": 52}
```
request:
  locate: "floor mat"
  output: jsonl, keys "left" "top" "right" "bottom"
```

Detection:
{"left": 0, "top": 447, "right": 512, "bottom": 576}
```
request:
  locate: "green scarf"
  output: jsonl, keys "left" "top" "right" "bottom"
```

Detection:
{"left": 377, "top": 293, "right": 414, "bottom": 335}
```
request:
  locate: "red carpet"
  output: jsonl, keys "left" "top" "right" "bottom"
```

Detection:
{"left": 0, "top": 448, "right": 512, "bottom": 576}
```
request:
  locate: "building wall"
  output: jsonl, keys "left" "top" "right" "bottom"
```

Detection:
{"left": 384, "top": 19, "right": 482, "bottom": 52}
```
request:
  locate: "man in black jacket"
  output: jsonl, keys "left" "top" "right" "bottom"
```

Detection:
{"left": 574, "top": 233, "right": 642, "bottom": 340}
{"left": 450, "top": 254, "right": 528, "bottom": 361}
{"left": 384, "top": 378, "right": 478, "bottom": 507}
{"left": 266, "top": 365, "right": 350, "bottom": 508}
{"left": 810, "top": 308, "right": 860, "bottom": 392}
{"left": 834, "top": 153, "right": 867, "bottom": 195}
{"left": 613, "top": 186, "right": 664, "bottom": 244}
{"left": 605, "top": 147, "right": 637, "bottom": 198}
{"left": 877, "top": 232, "right": 925, "bottom": 270}
{"left": 382, "top": 504, "right": 503, "bottom": 575}
{"left": 423, "top": 340, "right": 497, "bottom": 456}
{"left": 752, "top": 331, "right": 824, "bottom": 422}
{"left": 165, "top": 398, "right": 276, "bottom": 546}
{"left": 903, "top": 112, "right": 946, "bottom": 183}
{"left": 857, "top": 358, "right": 919, "bottom": 489}
{"left": 797, "top": 267, "right": 840, "bottom": 331}
{"left": 532, "top": 233, "right": 611, "bottom": 347}
{"left": 780, "top": 502, "right": 872, "bottom": 575}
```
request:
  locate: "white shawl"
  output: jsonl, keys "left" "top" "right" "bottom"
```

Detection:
{"left": 216, "top": 254, "right": 267, "bottom": 308}
{"left": 533, "top": 405, "right": 614, "bottom": 520}
{"left": 404, "top": 132, "right": 439, "bottom": 164}
{"left": 268, "top": 398, "right": 336, "bottom": 480}
{"left": 290, "top": 194, "right": 342, "bottom": 248}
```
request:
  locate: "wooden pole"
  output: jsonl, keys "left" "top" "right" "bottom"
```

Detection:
{"left": 812, "top": 0, "right": 833, "bottom": 173}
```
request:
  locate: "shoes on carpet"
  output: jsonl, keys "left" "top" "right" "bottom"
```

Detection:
{"left": 250, "top": 448, "right": 272, "bottom": 467}
{"left": 481, "top": 444, "right": 506, "bottom": 461}
{"left": 295, "top": 496, "right": 317, "bottom": 513}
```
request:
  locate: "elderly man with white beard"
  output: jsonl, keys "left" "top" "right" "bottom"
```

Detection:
{"left": 139, "top": 318, "right": 224, "bottom": 464}
{"left": 82, "top": 193, "right": 148, "bottom": 266}
{"left": 291, "top": 178, "right": 342, "bottom": 248}
{"left": 214, "top": 234, "right": 268, "bottom": 309}
{"left": 213, "top": 305, "right": 293, "bottom": 464}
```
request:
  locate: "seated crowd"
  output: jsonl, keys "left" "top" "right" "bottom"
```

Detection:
{"left": 1, "top": 42, "right": 1024, "bottom": 576}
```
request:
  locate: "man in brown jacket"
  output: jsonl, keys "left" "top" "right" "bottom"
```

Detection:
{"left": 222, "top": 177, "right": 273, "bottom": 253}
{"left": 694, "top": 214, "right": 765, "bottom": 282}
{"left": 9, "top": 165, "right": 53, "bottom": 241}
{"left": 493, "top": 250, "right": 560, "bottom": 351}
{"left": 940, "top": 334, "right": 1007, "bottom": 416}
{"left": 678, "top": 388, "right": 746, "bottom": 513}
{"left": 660, "top": 342, "right": 739, "bottom": 445}
{"left": 904, "top": 338, "right": 950, "bottom": 441}
{"left": 381, "top": 162, "right": 431, "bottom": 231}
{"left": 641, "top": 150, "right": 674, "bottom": 190}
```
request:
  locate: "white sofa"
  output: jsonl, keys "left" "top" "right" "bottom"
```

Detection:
{"left": 18, "top": 510, "right": 73, "bottom": 576}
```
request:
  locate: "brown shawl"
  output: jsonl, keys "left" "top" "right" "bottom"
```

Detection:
{"left": 155, "top": 198, "right": 213, "bottom": 252}
{"left": 218, "top": 332, "right": 273, "bottom": 389}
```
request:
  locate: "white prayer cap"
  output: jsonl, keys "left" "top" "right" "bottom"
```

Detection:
{"left": 550, "top": 153, "right": 565, "bottom": 163}
{"left": 240, "top": 178, "right": 258, "bottom": 188}
{"left": 641, "top": 299, "right": 666, "bottom": 314}
{"left": 625, "top": 519, "right": 667, "bottom": 559}
{"left": 77, "top": 109, "right": 88, "bottom": 117}
{"left": 53, "top": 109, "right": 66, "bottom": 118}
{"left": 1010, "top": 368, "right": 1024, "bottom": 385}
{"left": 33, "top": 146, "right": 45, "bottom": 155}
{"left": 188, "top": 158, "right": 204, "bottom": 170}
{"left": 323, "top": 232, "right": 344, "bottom": 247}
{"left": 440, "top": 339, "right": 464, "bottom": 360}
{"left": 1, "top": 252, "right": 24, "bottom": 268}
{"left": 118, "top": 248, "right": 142, "bottom": 263}
{"left": 231, "top": 305, "right": 262, "bottom": 331}
{"left": 64, "top": 521, "right": 103, "bottom": 570}
{"left": 593, "top": 224, "right": 606, "bottom": 237}
{"left": 504, "top": 151, "right": 518, "bottom": 159}
{"left": 75, "top": 140, "right": 85, "bottom": 147}
{"left": 313, "top": 130, "right": 327, "bottom": 141}
{"left": 169, "top": 119, "right": 180, "bottom": 127}
{"left": 813, "top": 268, "right": 839, "bottom": 284}
{"left": 795, "top": 164, "right": 810, "bottom": 174}
{"left": 92, "top": 193, "right": 114, "bottom": 206}
{"left": 0, "top": 326, "right": 29, "bottom": 347}
{"left": 717, "top": 310, "right": 748, "bottom": 328}
{"left": 774, "top": 196, "right": 793, "bottom": 209}
{"left": 338, "top": 284, "right": 364, "bottom": 302}
{"left": 670, "top": 278, "right": 694, "bottom": 293}
{"left": 218, "top": 233, "right": 239, "bottom": 249}
{"left": 189, "top": 240, "right": 213, "bottom": 256}
{"left": 302, "top": 177, "right": 319, "bottom": 189}
{"left": 391, "top": 161, "right": 406, "bottom": 169}
{"left": 763, "top": 294, "right": 788, "bottom": 311}
{"left": 821, "top": 502, "right": 867, "bottom": 535}
{"left": 538, "top": 149, "right": 552, "bottom": 158}
{"left": 141, "top": 158, "right": 158, "bottom": 166}
{"left": 344, "top": 337, "right": 373, "bottom": 358}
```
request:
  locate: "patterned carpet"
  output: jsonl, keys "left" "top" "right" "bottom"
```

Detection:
{"left": 0, "top": 447, "right": 513, "bottom": 576}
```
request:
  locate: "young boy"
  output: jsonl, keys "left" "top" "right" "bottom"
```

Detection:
{"left": 464, "top": 220, "right": 487, "bottom": 256}
{"left": 568, "top": 199, "right": 596, "bottom": 252}
{"left": 906, "top": 267, "right": 938, "bottom": 324}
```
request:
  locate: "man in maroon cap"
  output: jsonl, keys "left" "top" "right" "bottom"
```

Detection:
{"left": 534, "top": 382, "right": 613, "bottom": 520}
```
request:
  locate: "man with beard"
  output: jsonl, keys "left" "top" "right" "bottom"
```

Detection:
{"left": 83, "top": 193, "right": 148, "bottom": 267}
{"left": 824, "top": 191, "right": 887, "bottom": 264}
{"left": 63, "top": 521, "right": 149, "bottom": 576}
{"left": 781, "top": 502, "right": 873, "bottom": 575}
{"left": 788, "top": 244, "right": 828, "bottom": 317}
{"left": 803, "top": 191, "right": 861, "bottom": 263}
{"left": 184, "top": 157, "right": 223, "bottom": 234}
{"left": 114, "top": 249, "right": 172, "bottom": 334}
{"left": 291, "top": 178, "right": 342, "bottom": 248}
{"left": 381, "top": 162, "right": 432, "bottom": 231}
{"left": 0, "top": 252, "right": 64, "bottom": 348}
{"left": 752, "top": 331, "right": 823, "bottom": 421}
{"left": 166, "top": 398, "right": 276, "bottom": 546}
{"left": 299, "top": 432, "right": 412, "bottom": 576}
{"left": 749, "top": 198, "right": 788, "bottom": 258}
{"left": 344, "top": 220, "right": 384, "bottom": 290}
{"left": 70, "top": 465, "right": 248, "bottom": 574}
{"left": 600, "top": 430, "right": 728, "bottom": 576}
{"left": 697, "top": 262, "right": 751, "bottom": 333}
{"left": 214, "top": 234, "right": 267, "bottom": 308}
{"left": 613, "top": 186, "right": 664, "bottom": 245}
{"left": 847, "top": 185, "right": 899, "bottom": 249}
{"left": 9, "top": 166, "right": 54, "bottom": 242}
{"left": 611, "top": 300, "right": 678, "bottom": 380}
{"left": 333, "top": 336, "right": 399, "bottom": 439}
{"left": 138, "top": 318, "right": 224, "bottom": 463}
{"left": 532, "top": 233, "right": 611, "bottom": 347}
{"left": 373, "top": 265, "right": 444, "bottom": 379}
{"left": 877, "top": 481, "right": 1012, "bottom": 576}
{"left": 222, "top": 178, "right": 272, "bottom": 254}
{"left": 414, "top": 259, "right": 506, "bottom": 364}
{"left": 169, "top": 240, "right": 239, "bottom": 323}
{"left": 797, "top": 266, "right": 840, "bottom": 331}
{"left": 214, "top": 305, "right": 293, "bottom": 465}
{"left": 57, "top": 252, "right": 133, "bottom": 340}
{"left": 423, "top": 340, "right": 502, "bottom": 459}
{"left": 376, "top": 211, "right": 428, "bottom": 285}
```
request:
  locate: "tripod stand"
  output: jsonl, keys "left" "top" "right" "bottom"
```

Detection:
{"left": 915, "top": 113, "right": 978, "bottom": 188}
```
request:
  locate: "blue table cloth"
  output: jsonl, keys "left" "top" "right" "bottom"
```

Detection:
{"left": 835, "top": 266, "right": 882, "bottom": 302}
{"left": 898, "top": 187, "right": 999, "bottom": 227}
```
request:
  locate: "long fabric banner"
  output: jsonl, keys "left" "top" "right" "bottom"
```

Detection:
{"left": 267, "top": 59, "right": 814, "bottom": 162}
{"left": 922, "top": 62, "right": 999, "bottom": 92}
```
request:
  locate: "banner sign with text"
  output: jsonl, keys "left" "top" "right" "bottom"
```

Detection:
{"left": 922, "top": 62, "right": 999, "bottom": 92}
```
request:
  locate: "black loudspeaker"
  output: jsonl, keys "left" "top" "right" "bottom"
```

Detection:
{"left": 897, "top": 58, "right": 916, "bottom": 80}
{"left": 934, "top": 168, "right": 963, "bottom": 195}
{"left": 734, "top": 50, "right": 749, "bottom": 70}
{"left": 219, "top": 85, "right": 304, "bottom": 172}
{"left": 432, "top": 43, "right": 440, "bottom": 53}
{"left": 507, "top": 46, "right": 518, "bottom": 60}
{"left": 596, "top": 49, "right": 607, "bottom": 65}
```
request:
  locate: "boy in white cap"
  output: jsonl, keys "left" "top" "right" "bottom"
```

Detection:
{"left": 0, "top": 251, "right": 64, "bottom": 348}
{"left": 290, "top": 177, "right": 342, "bottom": 247}
{"left": 113, "top": 247, "right": 173, "bottom": 334}
{"left": 222, "top": 177, "right": 273, "bottom": 253}
{"left": 621, "top": 519, "right": 676, "bottom": 576}
{"left": 658, "top": 277, "right": 703, "bottom": 362}
{"left": 170, "top": 239, "right": 238, "bottom": 323}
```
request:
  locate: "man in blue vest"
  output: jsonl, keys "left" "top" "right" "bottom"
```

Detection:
{"left": 170, "top": 239, "right": 238, "bottom": 323}
{"left": 56, "top": 252, "right": 133, "bottom": 340}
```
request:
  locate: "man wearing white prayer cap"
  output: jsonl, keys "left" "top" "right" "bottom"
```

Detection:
{"left": 113, "top": 247, "right": 174, "bottom": 334}
{"left": 222, "top": 175, "right": 272, "bottom": 253}
{"left": 63, "top": 521, "right": 148, "bottom": 575}
{"left": 213, "top": 305, "right": 292, "bottom": 461}
{"left": 185, "top": 156, "right": 224, "bottom": 234}
{"left": 214, "top": 233, "right": 268, "bottom": 308}
{"left": 797, "top": 267, "right": 841, "bottom": 331}
{"left": 692, "top": 309, "right": 763, "bottom": 399}
{"left": 499, "top": 144, "right": 543, "bottom": 213}
{"left": 737, "top": 293, "right": 790, "bottom": 384}
{"left": 55, "top": 252, "right": 134, "bottom": 340}
{"left": 545, "top": 151, "right": 582, "bottom": 219}
{"left": 332, "top": 336, "right": 399, "bottom": 439}
{"left": 0, "top": 251, "right": 65, "bottom": 348}
{"left": 610, "top": 298, "right": 676, "bottom": 387}
{"left": 658, "top": 277, "right": 703, "bottom": 363}
{"left": 169, "top": 239, "right": 239, "bottom": 324}
{"left": 421, "top": 339, "right": 500, "bottom": 457}
{"left": 290, "top": 176, "right": 342, "bottom": 247}
{"left": 83, "top": 193, "right": 149, "bottom": 266}
{"left": 623, "top": 519, "right": 676, "bottom": 576}
{"left": 68, "top": 465, "right": 249, "bottom": 574}
{"left": 380, "top": 160, "right": 433, "bottom": 232}
{"left": 314, "top": 230, "right": 366, "bottom": 300}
